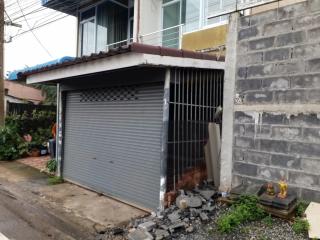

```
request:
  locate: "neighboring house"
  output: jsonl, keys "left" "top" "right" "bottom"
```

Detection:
{"left": 4, "top": 80, "right": 45, "bottom": 113}
{"left": 24, "top": 0, "right": 319, "bottom": 211}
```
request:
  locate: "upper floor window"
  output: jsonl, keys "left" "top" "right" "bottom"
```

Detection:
{"left": 79, "top": 0, "right": 133, "bottom": 56}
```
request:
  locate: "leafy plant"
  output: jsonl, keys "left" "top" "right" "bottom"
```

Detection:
{"left": 0, "top": 126, "right": 27, "bottom": 160}
{"left": 262, "top": 214, "right": 273, "bottom": 226}
{"left": 48, "top": 176, "right": 64, "bottom": 185}
{"left": 46, "top": 159, "right": 57, "bottom": 173}
{"left": 292, "top": 218, "right": 309, "bottom": 234}
{"left": 296, "top": 201, "right": 309, "bottom": 217}
{"left": 217, "top": 195, "right": 265, "bottom": 233}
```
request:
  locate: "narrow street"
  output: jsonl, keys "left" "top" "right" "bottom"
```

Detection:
{"left": 0, "top": 185, "right": 94, "bottom": 240}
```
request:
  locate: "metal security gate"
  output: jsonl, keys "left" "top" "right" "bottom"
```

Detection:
{"left": 63, "top": 83, "right": 164, "bottom": 210}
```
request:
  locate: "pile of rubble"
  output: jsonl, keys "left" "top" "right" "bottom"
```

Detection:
{"left": 128, "top": 188, "right": 219, "bottom": 240}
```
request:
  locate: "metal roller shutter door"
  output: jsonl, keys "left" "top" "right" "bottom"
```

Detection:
{"left": 63, "top": 83, "right": 163, "bottom": 210}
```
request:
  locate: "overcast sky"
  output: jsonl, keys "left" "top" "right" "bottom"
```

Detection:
{"left": 4, "top": 2, "right": 77, "bottom": 76}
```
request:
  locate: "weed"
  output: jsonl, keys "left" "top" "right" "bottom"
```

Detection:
{"left": 48, "top": 176, "right": 64, "bottom": 185}
{"left": 296, "top": 201, "right": 309, "bottom": 217}
{"left": 46, "top": 159, "right": 57, "bottom": 173}
{"left": 217, "top": 195, "right": 265, "bottom": 233}
{"left": 262, "top": 214, "right": 273, "bottom": 226}
{"left": 292, "top": 218, "right": 309, "bottom": 234}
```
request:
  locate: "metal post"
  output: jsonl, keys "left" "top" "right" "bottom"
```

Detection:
{"left": 0, "top": 0, "right": 4, "bottom": 126}
{"left": 159, "top": 68, "right": 170, "bottom": 211}
{"left": 56, "top": 84, "right": 64, "bottom": 177}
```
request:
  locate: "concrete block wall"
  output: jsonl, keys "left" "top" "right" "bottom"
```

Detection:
{"left": 232, "top": 0, "right": 320, "bottom": 201}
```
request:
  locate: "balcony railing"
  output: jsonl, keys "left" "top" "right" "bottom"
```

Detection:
{"left": 139, "top": 24, "right": 184, "bottom": 49}
{"left": 106, "top": 38, "right": 134, "bottom": 51}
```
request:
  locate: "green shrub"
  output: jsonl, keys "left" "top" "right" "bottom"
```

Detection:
{"left": 46, "top": 159, "right": 57, "bottom": 173}
{"left": 262, "top": 214, "right": 273, "bottom": 226}
{"left": 217, "top": 195, "right": 266, "bottom": 233}
{"left": 292, "top": 218, "right": 309, "bottom": 234}
{"left": 0, "top": 126, "right": 27, "bottom": 160}
{"left": 296, "top": 201, "right": 309, "bottom": 217}
{"left": 48, "top": 176, "right": 64, "bottom": 185}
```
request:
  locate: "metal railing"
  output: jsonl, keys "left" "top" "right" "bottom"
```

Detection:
{"left": 106, "top": 38, "right": 133, "bottom": 51}
{"left": 139, "top": 24, "right": 184, "bottom": 49}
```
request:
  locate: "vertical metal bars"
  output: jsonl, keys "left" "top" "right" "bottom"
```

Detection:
{"left": 167, "top": 68, "right": 224, "bottom": 191}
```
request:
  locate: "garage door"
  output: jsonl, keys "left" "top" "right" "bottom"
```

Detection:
{"left": 63, "top": 83, "right": 164, "bottom": 210}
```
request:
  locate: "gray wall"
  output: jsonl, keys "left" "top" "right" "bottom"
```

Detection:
{"left": 231, "top": 0, "right": 320, "bottom": 201}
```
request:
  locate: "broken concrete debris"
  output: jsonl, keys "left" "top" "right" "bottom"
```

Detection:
{"left": 127, "top": 188, "right": 217, "bottom": 239}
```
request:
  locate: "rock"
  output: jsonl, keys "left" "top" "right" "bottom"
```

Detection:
{"left": 202, "top": 205, "right": 215, "bottom": 212}
{"left": 169, "top": 222, "right": 185, "bottom": 234}
{"left": 190, "top": 208, "right": 200, "bottom": 217}
{"left": 154, "top": 229, "right": 170, "bottom": 240}
{"left": 128, "top": 229, "right": 154, "bottom": 240}
{"left": 112, "top": 227, "right": 124, "bottom": 235}
{"left": 187, "top": 196, "right": 203, "bottom": 208}
{"left": 160, "top": 225, "right": 168, "bottom": 231}
{"left": 197, "top": 190, "right": 215, "bottom": 201}
{"left": 168, "top": 211, "right": 181, "bottom": 223}
{"left": 138, "top": 221, "right": 156, "bottom": 232}
{"left": 199, "top": 212, "right": 209, "bottom": 222}
{"left": 186, "top": 226, "right": 195, "bottom": 233}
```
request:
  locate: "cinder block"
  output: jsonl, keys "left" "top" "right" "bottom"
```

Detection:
{"left": 250, "top": 10, "right": 277, "bottom": 27}
{"left": 262, "top": 77, "right": 290, "bottom": 90}
{"left": 234, "top": 124, "right": 245, "bottom": 136}
{"left": 259, "top": 139, "right": 289, "bottom": 154}
{"left": 293, "top": 43, "right": 320, "bottom": 59}
{"left": 290, "top": 113, "right": 320, "bottom": 127}
{"left": 264, "top": 48, "right": 291, "bottom": 62}
{"left": 234, "top": 136, "right": 255, "bottom": 149}
{"left": 244, "top": 91, "right": 273, "bottom": 104}
{"left": 271, "top": 126, "right": 302, "bottom": 141}
{"left": 274, "top": 61, "right": 304, "bottom": 75}
{"left": 238, "top": 52, "right": 263, "bottom": 66}
{"left": 301, "top": 158, "right": 320, "bottom": 174}
{"left": 303, "top": 127, "right": 320, "bottom": 143}
{"left": 306, "top": 58, "right": 320, "bottom": 72}
{"left": 247, "top": 64, "right": 274, "bottom": 78}
{"left": 240, "top": 16, "right": 250, "bottom": 28}
{"left": 244, "top": 124, "right": 255, "bottom": 137}
{"left": 262, "top": 112, "right": 289, "bottom": 125}
{"left": 248, "top": 37, "right": 275, "bottom": 51}
{"left": 309, "top": 0, "right": 320, "bottom": 12}
{"left": 295, "top": 14, "right": 320, "bottom": 30}
{"left": 301, "top": 188, "right": 320, "bottom": 202}
{"left": 290, "top": 142, "right": 320, "bottom": 158}
{"left": 258, "top": 166, "right": 286, "bottom": 180}
{"left": 288, "top": 171, "right": 318, "bottom": 188}
{"left": 271, "top": 154, "right": 301, "bottom": 169}
{"left": 308, "top": 27, "right": 320, "bottom": 41}
{"left": 256, "top": 125, "right": 272, "bottom": 138}
{"left": 233, "top": 162, "right": 258, "bottom": 177}
{"left": 276, "top": 31, "right": 306, "bottom": 47}
{"left": 291, "top": 74, "right": 320, "bottom": 89}
{"left": 237, "top": 67, "right": 247, "bottom": 79}
{"left": 236, "top": 79, "right": 262, "bottom": 92}
{"left": 233, "top": 148, "right": 244, "bottom": 162}
{"left": 234, "top": 111, "right": 256, "bottom": 124}
{"left": 278, "top": 2, "right": 308, "bottom": 20}
{"left": 263, "top": 20, "right": 293, "bottom": 36}
{"left": 274, "top": 89, "right": 307, "bottom": 104}
{"left": 245, "top": 151, "right": 271, "bottom": 165}
{"left": 238, "top": 41, "right": 249, "bottom": 54}
{"left": 238, "top": 26, "right": 259, "bottom": 41}
{"left": 307, "top": 89, "right": 320, "bottom": 103}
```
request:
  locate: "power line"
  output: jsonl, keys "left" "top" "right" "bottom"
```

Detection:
{"left": 16, "top": 0, "right": 53, "bottom": 58}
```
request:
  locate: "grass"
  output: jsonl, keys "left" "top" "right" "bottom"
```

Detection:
{"left": 295, "top": 201, "right": 309, "bottom": 217}
{"left": 262, "top": 214, "right": 273, "bottom": 227}
{"left": 292, "top": 218, "right": 309, "bottom": 234}
{"left": 47, "top": 176, "right": 64, "bottom": 185}
{"left": 217, "top": 195, "right": 266, "bottom": 233}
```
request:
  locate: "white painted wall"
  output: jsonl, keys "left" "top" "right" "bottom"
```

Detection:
{"left": 133, "top": 0, "right": 162, "bottom": 42}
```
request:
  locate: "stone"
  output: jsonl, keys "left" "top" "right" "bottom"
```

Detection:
{"left": 190, "top": 208, "right": 200, "bottom": 217}
{"left": 128, "top": 229, "right": 154, "bottom": 240}
{"left": 138, "top": 221, "right": 156, "bottom": 232}
{"left": 168, "top": 211, "right": 181, "bottom": 223}
{"left": 199, "top": 212, "right": 209, "bottom": 222}
{"left": 197, "top": 190, "right": 215, "bottom": 201}
{"left": 176, "top": 195, "right": 202, "bottom": 208}
{"left": 112, "top": 227, "right": 124, "bottom": 235}
{"left": 186, "top": 226, "right": 195, "bottom": 233}
{"left": 169, "top": 222, "right": 185, "bottom": 233}
{"left": 154, "top": 229, "right": 170, "bottom": 240}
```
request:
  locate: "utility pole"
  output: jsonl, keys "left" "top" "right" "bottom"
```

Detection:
{"left": 0, "top": 0, "right": 4, "bottom": 126}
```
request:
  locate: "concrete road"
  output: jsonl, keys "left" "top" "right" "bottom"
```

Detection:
{"left": 0, "top": 186, "right": 95, "bottom": 240}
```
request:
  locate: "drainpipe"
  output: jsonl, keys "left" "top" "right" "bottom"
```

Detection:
{"left": 136, "top": 0, "right": 140, "bottom": 43}
{"left": 159, "top": 68, "right": 170, "bottom": 211}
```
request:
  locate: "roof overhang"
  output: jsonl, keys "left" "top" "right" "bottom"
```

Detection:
{"left": 41, "top": 0, "right": 91, "bottom": 16}
{"left": 26, "top": 52, "right": 225, "bottom": 84}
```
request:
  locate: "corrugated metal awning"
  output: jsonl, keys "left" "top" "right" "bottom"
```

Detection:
{"left": 41, "top": 0, "right": 91, "bottom": 16}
